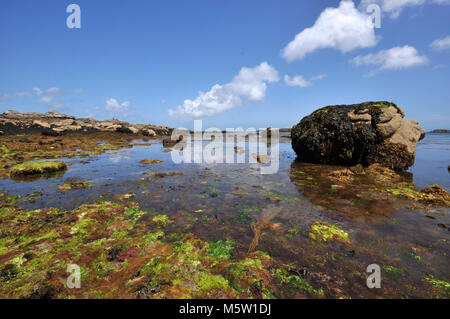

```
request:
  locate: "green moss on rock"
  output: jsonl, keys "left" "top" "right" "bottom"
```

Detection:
{"left": 9, "top": 161, "right": 67, "bottom": 177}
{"left": 309, "top": 221, "right": 349, "bottom": 243}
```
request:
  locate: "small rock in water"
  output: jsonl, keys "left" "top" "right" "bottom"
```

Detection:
{"left": 252, "top": 154, "right": 271, "bottom": 164}
{"left": 139, "top": 159, "right": 163, "bottom": 164}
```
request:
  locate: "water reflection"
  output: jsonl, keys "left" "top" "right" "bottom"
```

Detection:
{"left": 288, "top": 161, "right": 403, "bottom": 222}
{"left": 9, "top": 169, "right": 67, "bottom": 183}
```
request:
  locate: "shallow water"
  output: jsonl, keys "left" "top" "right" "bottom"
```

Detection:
{"left": 0, "top": 133, "right": 449, "bottom": 298}
{"left": 408, "top": 133, "right": 450, "bottom": 190}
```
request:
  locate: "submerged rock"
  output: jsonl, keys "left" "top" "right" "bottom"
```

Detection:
{"left": 291, "top": 102, "right": 425, "bottom": 170}
{"left": 309, "top": 221, "right": 349, "bottom": 243}
{"left": 139, "top": 159, "right": 163, "bottom": 164}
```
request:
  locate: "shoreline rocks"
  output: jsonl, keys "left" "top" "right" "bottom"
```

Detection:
{"left": 291, "top": 102, "right": 426, "bottom": 171}
{"left": 429, "top": 129, "right": 450, "bottom": 133}
{"left": 0, "top": 110, "right": 171, "bottom": 136}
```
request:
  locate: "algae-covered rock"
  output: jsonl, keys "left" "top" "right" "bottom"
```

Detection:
{"left": 291, "top": 102, "right": 425, "bottom": 170}
{"left": 9, "top": 161, "right": 67, "bottom": 177}
{"left": 139, "top": 159, "right": 163, "bottom": 164}
{"left": 309, "top": 221, "right": 349, "bottom": 243}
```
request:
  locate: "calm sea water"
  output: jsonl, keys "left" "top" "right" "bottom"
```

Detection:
{"left": 408, "top": 133, "right": 450, "bottom": 190}
{"left": 1, "top": 132, "right": 448, "bottom": 206}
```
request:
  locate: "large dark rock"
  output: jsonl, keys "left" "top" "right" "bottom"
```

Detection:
{"left": 291, "top": 102, "right": 425, "bottom": 171}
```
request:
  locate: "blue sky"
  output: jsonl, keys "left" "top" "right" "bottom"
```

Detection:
{"left": 0, "top": 0, "right": 449, "bottom": 130}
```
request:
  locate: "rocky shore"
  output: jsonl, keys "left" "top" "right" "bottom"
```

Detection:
{"left": 429, "top": 129, "right": 450, "bottom": 133}
{"left": 0, "top": 110, "right": 172, "bottom": 136}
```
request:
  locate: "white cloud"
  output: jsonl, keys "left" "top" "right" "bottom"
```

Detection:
{"left": 106, "top": 98, "right": 130, "bottom": 113}
{"left": 32, "top": 87, "right": 43, "bottom": 96}
{"left": 351, "top": 45, "right": 428, "bottom": 75}
{"left": 284, "top": 75, "right": 312, "bottom": 88}
{"left": 0, "top": 91, "right": 32, "bottom": 101}
{"left": 33, "top": 87, "right": 64, "bottom": 108}
{"left": 169, "top": 62, "right": 279, "bottom": 120}
{"left": 282, "top": 1, "right": 377, "bottom": 61}
{"left": 39, "top": 96, "right": 62, "bottom": 108}
{"left": 0, "top": 87, "right": 82, "bottom": 108}
{"left": 430, "top": 35, "right": 450, "bottom": 51}
{"left": 284, "top": 73, "right": 327, "bottom": 88}
{"left": 311, "top": 74, "right": 327, "bottom": 81}
{"left": 432, "top": 64, "right": 446, "bottom": 70}
{"left": 360, "top": 0, "right": 425, "bottom": 18}
{"left": 359, "top": 0, "right": 449, "bottom": 19}
{"left": 45, "top": 87, "right": 61, "bottom": 95}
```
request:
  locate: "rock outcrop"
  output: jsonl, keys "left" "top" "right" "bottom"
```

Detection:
{"left": 0, "top": 110, "right": 171, "bottom": 136}
{"left": 291, "top": 102, "right": 426, "bottom": 170}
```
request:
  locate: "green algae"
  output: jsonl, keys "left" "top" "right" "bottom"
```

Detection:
{"left": 233, "top": 206, "right": 258, "bottom": 224}
{"left": 139, "top": 159, "right": 163, "bottom": 164}
{"left": 286, "top": 226, "right": 302, "bottom": 239}
{"left": 57, "top": 181, "right": 93, "bottom": 191}
{"left": 143, "top": 231, "right": 164, "bottom": 246}
{"left": 371, "top": 103, "right": 390, "bottom": 108}
{"left": 1, "top": 145, "right": 11, "bottom": 154}
{"left": 0, "top": 135, "right": 448, "bottom": 300}
{"left": 124, "top": 206, "right": 146, "bottom": 220}
{"left": 382, "top": 265, "right": 404, "bottom": 277}
{"left": 10, "top": 161, "right": 67, "bottom": 177}
{"left": 273, "top": 267, "right": 324, "bottom": 297}
{"left": 195, "top": 273, "right": 230, "bottom": 295}
{"left": 152, "top": 214, "right": 173, "bottom": 226}
{"left": 309, "top": 221, "right": 349, "bottom": 243}
{"left": 208, "top": 239, "right": 235, "bottom": 260}
{"left": 425, "top": 274, "right": 450, "bottom": 298}
{"left": 345, "top": 147, "right": 354, "bottom": 159}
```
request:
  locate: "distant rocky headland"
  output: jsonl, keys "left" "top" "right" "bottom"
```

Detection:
{"left": 429, "top": 129, "right": 450, "bottom": 133}
{"left": 0, "top": 110, "right": 172, "bottom": 136}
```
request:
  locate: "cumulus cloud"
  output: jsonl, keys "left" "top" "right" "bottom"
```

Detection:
{"left": 351, "top": 45, "right": 428, "bottom": 75}
{"left": 169, "top": 62, "right": 279, "bottom": 120}
{"left": 284, "top": 74, "right": 327, "bottom": 88}
{"left": 284, "top": 73, "right": 327, "bottom": 88}
{"left": 430, "top": 35, "right": 450, "bottom": 51}
{"left": 281, "top": 1, "right": 377, "bottom": 61}
{"left": 105, "top": 98, "right": 130, "bottom": 113}
{"left": 284, "top": 75, "right": 311, "bottom": 88}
